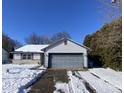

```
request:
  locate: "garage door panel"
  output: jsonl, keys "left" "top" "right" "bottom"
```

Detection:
{"left": 50, "top": 54, "right": 84, "bottom": 69}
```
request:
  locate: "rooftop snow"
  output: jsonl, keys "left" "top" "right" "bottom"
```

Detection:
{"left": 15, "top": 45, "right": 49, "bottom": 53}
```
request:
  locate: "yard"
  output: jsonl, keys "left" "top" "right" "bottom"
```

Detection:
{"left": 2, "top": 64, "right": 122, "bottom": 93}
{"left": 29, "top": 68, "right": 122, "bottom": 93}
{"left": 2, "top": 64, "right": 46, "bottom": 93}
{"left": 54, "top": 68, "right": 121, "bottom": 93}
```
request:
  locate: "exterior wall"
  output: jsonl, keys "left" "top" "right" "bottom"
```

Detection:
{"left": 13, "top": 53, "right": 43, "bottom": 64}
{"left": 45, "top": 41, "right": 87, "bottom": 53}
{"left": 12, "top": 59, "right": 40, "bottom": 64}
{"left": 44, "top": 52, "right": 49, "bottom": 67}
{"left": 33, "top": 54, "right": 40, "bottom": 59}
{"left": 44, "top": 40, "right": 88, "bottom": 68}
{"left": 83, "top": 52, "right": 88, "bottom": 68}
{"left": 13, "top": 53, "right": 41, "bottom": 60}
{"left": 14, "top": 53, "right": 21, "bottom": 59}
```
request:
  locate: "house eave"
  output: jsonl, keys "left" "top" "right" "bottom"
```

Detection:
{"left": 11, "top": 51, "right": 44, "bottom": 54}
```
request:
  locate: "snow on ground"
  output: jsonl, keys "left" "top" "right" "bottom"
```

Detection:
{"left": 2, "top": 64, "right": 46, "bottom": 93}
{"left": 3, "top": 65, "right": 121, "bottom": 93}
{"left": 2, "top": 64, "right": 39, "bottom": 71}
{"left": 54, "top": 82, "right": 69, "bottom": 93}
{"left": 89, "top": 68, "right": 122, "bottom": 90}
{"left": 78, "top": 71, "right": 121, "bottom": 93}
{"left": 66, "top": 68, "right": 121, "bottom": 93}
{"left": 54, "top": 71, "right": 90, "bottom": 93}
{"left": 67, "top": 71, "right": 89, "bottom": 93}
{"left": 54, "top": 68, "right": 121, "bottom": 93}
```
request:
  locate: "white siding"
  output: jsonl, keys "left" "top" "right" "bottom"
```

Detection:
{"left": 33, "top": 54, "right": 40, "bottom": 59}
{"left": 46, "top": 41, "right": 87, "bottom": 53}
{"left": 44, "top": 40, "right": 88, "bottom": 68}
{"left": 84, "top": 52, "right": 88, "bottom": 68}
{"left": 14, "top": 54, "right": 21, "bottom": 60}
{"left": 44, "top": 52, "right": 49, "bottom": 67}
{"left": 13, "top": 53, "right": 42, "bottom": 64}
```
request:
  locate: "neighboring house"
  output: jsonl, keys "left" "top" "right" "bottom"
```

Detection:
{"left": 2, "top": 49, "right": 9, "bottom": 64}
{"left": 12, "top": 38, "right": 89, "bottom": 69}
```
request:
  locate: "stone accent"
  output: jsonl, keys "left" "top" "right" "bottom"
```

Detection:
{"left": 12, "top": 59, "right": 41, "bottom": 64}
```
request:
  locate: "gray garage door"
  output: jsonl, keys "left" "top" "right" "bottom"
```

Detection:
{"left": 49, "top": 54, "right": 84, "bottom": 69}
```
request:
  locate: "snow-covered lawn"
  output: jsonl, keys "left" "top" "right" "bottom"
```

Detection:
{"left": 2, "top": 64, "right": 46, "bottom": 93}
{"left": 78, "top": 71, "right": 121, "bottom": 93}
{"left": 55, "top": 68, "right": 121, "bottom": 93}
{"left": 89, "top": 68, "right": 122, "bottom": 90}
{"left": 2, "top": 65, "right": 121, "bottom": 93}
{"left": 67, "top": 71, "right": 89, "bottom": 93}
{"left": 2, "top": 64, "right": 39, "bottom": 70}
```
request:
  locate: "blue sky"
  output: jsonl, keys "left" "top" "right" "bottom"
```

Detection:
{"left": 3, "top": 0, "right": 105, "bottom": 44}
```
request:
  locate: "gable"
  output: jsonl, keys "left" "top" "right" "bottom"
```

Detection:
{"left": 45, "top": 40, "right": 87, "bottom": 54}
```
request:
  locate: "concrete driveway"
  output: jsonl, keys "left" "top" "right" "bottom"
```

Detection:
{"left": 28, "top": 69, "right": 68, "bottom": 93}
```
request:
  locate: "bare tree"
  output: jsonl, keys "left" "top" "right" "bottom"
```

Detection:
{"left": 25, "top": 32, "right": 71, "bottom": 44}
{"left": 2, "top": 33, "right": 22, "bottom": 59}
{"left": 51, "top": 31, "right": 71, "bottom": 43}
{"left": 112, "top": 0, "right": 122, "bottom": 11}
{"left": 2, "top": 33, "right": 22, "bottom": 52}
{"left": 97, "top": 0, "right": 122, "bottom": 22}
{"left": 25, "top": 33, "right": 52, "bottom": 44}
{"left": 14, "top": 40, "right": 23, "bottom": 49}
{"left": 40, "top": 36, "right": 52, "bottom": 44}
{"left": 25, "top": 33, "right": 41, "bottom": 44}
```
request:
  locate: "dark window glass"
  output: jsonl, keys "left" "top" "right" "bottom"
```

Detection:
{"left": 27, "top": 54, "right": 32, "bottom": 59}
{"left": 22, "top": 53, "right": 33, "bottom": 60}
{"left": 22, "top": 54, "right": 26, "bottom": 59}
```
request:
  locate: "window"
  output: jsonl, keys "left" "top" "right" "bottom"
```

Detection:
{"left": 22, "top": 53, "right": 33, "bottom": 60}
{"left": 27, "top": 54, "right": 32, "bottom": 59}
{"left": 22, "top": 54, "right": 26, "bottom": 59}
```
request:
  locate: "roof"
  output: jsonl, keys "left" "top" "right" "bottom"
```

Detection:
{"left": 13, "top": 38, "right": 90, "bottom": 53}
{"left": 14, "top": 45, "right": 49, "bottom": 53}
{"left": 41, "top": 38, "right": 90, "bottom": 51}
